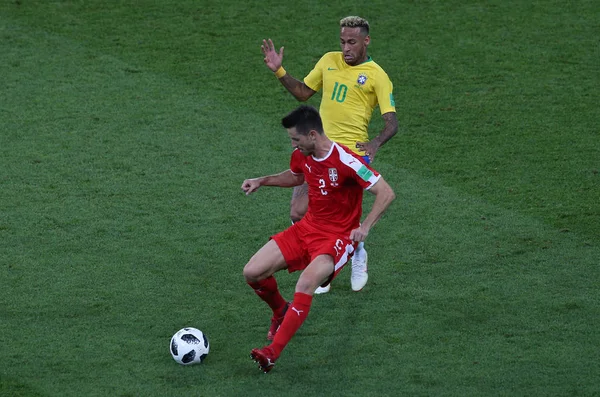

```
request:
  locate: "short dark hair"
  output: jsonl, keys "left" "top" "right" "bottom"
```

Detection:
{"left": 281, "top": 105, "right": 324, "bottom": 135}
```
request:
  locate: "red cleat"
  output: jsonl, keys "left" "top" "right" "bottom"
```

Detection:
{"left": 250, "top": 346, "right": 277, "bottom": 373}
{"left": 267, "top": 302, "right": 289, "bottom": 341}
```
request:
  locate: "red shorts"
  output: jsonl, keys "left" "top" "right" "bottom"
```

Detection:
{"left": 271, "top": 220, "right": 357, "bottom": 286}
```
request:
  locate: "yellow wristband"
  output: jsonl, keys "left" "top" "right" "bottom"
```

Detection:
{"left": 274, "top": 66, "right": 287, "bottom": 78}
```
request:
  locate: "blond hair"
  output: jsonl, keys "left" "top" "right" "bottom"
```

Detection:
{"left": 340, "top": 16, "right": 370, "bottom": 35}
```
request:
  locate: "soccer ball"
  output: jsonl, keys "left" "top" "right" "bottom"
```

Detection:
{"left": 170, "top": 327, "right": 209, "bottom": 365}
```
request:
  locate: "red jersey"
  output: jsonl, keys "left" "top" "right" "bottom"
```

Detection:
{"left": 290, "top": 142, "right": 381, "bottom": 235}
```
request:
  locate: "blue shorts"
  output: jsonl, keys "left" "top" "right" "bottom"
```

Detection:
{"left": 361, "top": 155, "right": 370, "bottom": 165}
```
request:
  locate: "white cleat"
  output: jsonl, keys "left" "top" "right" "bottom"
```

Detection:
{"left": 314, "top": 284, "right": 331, "bottom": 294}
{"left": 351, "top": 248, "right": 368, "bottom": 291}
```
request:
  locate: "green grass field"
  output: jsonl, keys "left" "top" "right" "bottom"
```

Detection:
{"left": 1, "top": 1, "right": 598, "bottom": 396}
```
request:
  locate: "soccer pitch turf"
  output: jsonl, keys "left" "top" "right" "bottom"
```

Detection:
{"left": 1, "top": 1, "right": 598, "bottom": 396}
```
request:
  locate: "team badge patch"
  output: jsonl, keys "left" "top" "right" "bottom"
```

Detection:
{"left": 357, "top": 74, "right": 368, "bottom": 85}
{"left": 328, "top": 168, "right": 339, "bottom": 183}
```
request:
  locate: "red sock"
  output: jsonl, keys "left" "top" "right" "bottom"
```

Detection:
{"left": 270, "top": 292, "right": 313, "bottom": 357}
{"left": 248, "top": 276, "right": 287, "bottom": 316}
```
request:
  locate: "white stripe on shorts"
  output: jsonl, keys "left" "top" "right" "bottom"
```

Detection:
{"left": 334, "top": 242, "right": 355, "bottom": 272}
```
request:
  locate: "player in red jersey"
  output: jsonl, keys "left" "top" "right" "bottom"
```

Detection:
{"left": 241, "top": 105, "right": 395, "bottom": 373}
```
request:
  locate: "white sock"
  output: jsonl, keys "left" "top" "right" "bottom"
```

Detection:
{"left": 355, "top": 241, "right": 365, "bottom": 254}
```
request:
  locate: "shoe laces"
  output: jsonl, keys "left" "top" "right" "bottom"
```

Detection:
{"left": 351, "top": 254, "right": 365, "bottom": 270}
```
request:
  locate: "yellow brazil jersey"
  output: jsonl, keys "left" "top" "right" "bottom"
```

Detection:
{"left": 303, "top": 51, "right": 396, "bottom": 155}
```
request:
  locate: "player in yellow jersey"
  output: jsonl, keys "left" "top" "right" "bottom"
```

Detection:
{"left": 261, "top": 16, "right": 398, "bottom": 294}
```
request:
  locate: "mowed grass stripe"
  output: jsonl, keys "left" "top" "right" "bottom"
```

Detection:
{"left": 264, "top": 165, "right": 599, "bottom": 395}
{"left": 0, "top": 17, "right": 290, "bottom": 397}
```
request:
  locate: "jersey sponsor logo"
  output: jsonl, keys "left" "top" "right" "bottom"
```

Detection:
{"left": 291, "top": 307, "right": 304, "bottom": 316}
{"left": 305, "top": 163, "right": 312, "bottom": 173}
{"left": 357, "top": 73, "right": 368, "bottom": 85}
{"left": 327, "top": 67, "right": 337, "bottom": 70}
{"left": 328, "top": 168, "right": 338, "bottom": 183}
{"left": 357, "top": 165, "right": 374, "bottom": 182}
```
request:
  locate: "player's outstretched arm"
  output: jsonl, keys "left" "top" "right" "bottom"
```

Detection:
{"left": 356, "top": 112, "right": 398, "bottom": 162}
{"left": 349, "top": 177, "right": 395, "bottom": 242}
{"left": 278, "top": 74, "right": 317, "bottom": 102}
{"left": 242, "top": 170, "right": 305, "bottom": 195}
{"left": 261, "top": 38, "right": 316, "bottom": 102}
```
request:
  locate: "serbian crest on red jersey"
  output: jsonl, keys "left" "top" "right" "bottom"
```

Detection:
{"left": 328, "top": 168, "right": 339, "bottom": 185}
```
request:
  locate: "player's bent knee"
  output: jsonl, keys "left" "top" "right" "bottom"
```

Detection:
{"left": 289, "top": 206, "right": 306, "bottom": 223}
{"left": 295, "top": 277, "right": 322, "bottom": 295}
{"left": 242, "top": 262, "right": 262, "bottom": 283}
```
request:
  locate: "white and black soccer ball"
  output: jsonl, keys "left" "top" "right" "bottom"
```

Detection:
{"left": 170, "top": 327, "right": 209, "bottom": 365}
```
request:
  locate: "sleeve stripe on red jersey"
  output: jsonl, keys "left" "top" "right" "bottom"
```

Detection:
{"left": 335, "top": 143, "right": 381, "bottom": 188}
